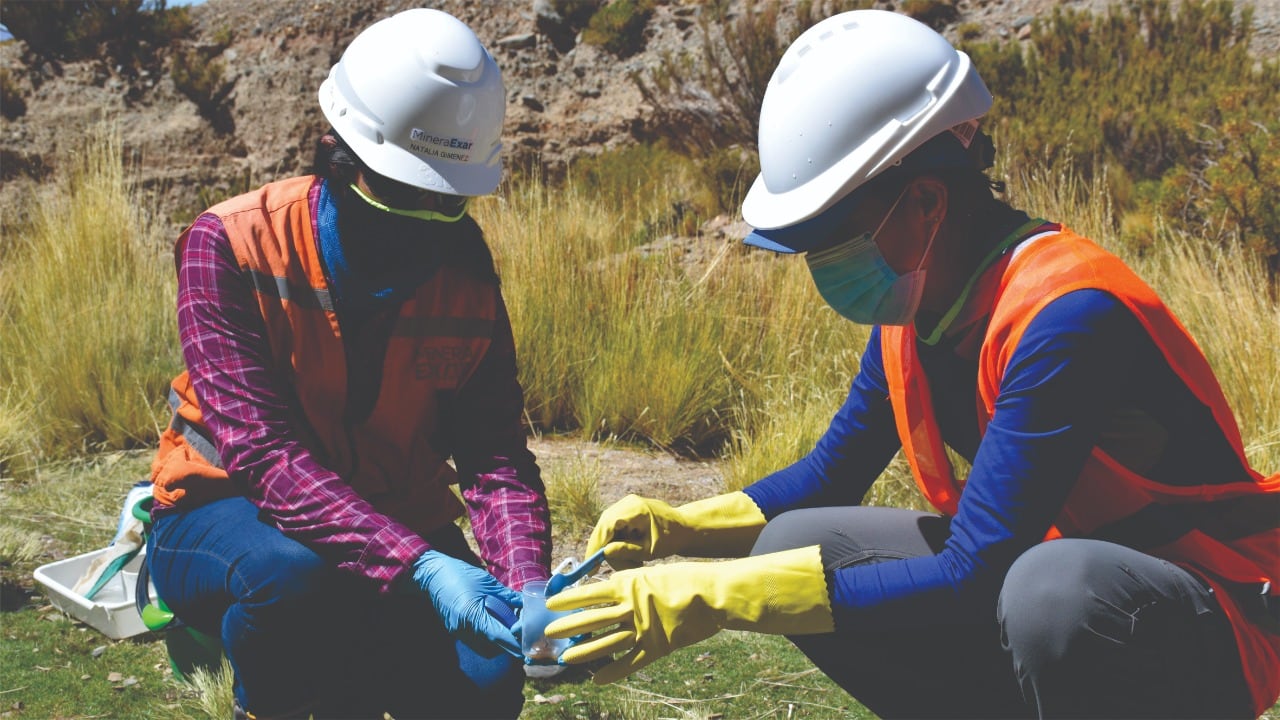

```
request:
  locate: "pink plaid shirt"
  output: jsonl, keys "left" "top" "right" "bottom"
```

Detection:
{"left": 169, "top": 183, "right": 550, "bottom": 593}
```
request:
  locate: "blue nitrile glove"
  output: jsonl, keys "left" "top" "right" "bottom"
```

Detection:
{"left": 410, "top": 550, "right": 523, "bottom": 659}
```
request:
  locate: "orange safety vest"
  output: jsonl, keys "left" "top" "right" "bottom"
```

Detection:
{"left": 882, "top": 228, "right": 1280, "bottom": 714}
{"left": 151, "top": 175, "right": 499, "bottom": 537}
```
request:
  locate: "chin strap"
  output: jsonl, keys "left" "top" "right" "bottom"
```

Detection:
{"left": 347, "top": 183, "right": 469, "bottom": 223}
{"left": 918, "top": 217, "right": 1047, "bottom": 346}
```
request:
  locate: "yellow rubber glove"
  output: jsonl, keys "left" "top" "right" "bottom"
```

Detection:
{"left": 585, "top": 491, "right": 767, "bottom": 570}
{"left": 544, "top": 545, "right": 833, "bottom": 685}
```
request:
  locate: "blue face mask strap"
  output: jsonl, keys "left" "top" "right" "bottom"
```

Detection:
{"left": 917, "top": 217, "right": 1048, "bottom": 346}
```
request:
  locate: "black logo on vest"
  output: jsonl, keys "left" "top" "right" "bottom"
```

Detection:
{"left": 413, "top": 343, "right": 476, "bottom": 385}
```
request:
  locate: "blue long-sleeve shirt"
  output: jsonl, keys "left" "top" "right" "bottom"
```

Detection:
{"left": 743, "top": 288, "right": 1250, "bottom": 629}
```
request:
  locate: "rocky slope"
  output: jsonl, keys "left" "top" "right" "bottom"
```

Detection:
{"left": 1, "top": 0, "right": 1275, "bottom": 232}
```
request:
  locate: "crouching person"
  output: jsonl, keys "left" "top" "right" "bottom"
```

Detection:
{"left": 144, "top": 9, "right": 550, "bottom": 718}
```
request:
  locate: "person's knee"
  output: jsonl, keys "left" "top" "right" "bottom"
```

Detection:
{"left": 751, "top": 510, "right": 826, "bottom": 557}
{"left": 754, "top": 507, "right": 942, "bottom": 570}
{"left": 998, "top": 540, "right": 1100, "bottom": 667}
{"left": 238, "top": 542, "right": 335, "bottom": 618}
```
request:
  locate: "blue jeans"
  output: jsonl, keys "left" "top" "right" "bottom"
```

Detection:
{"left": 147, "top": 496, "right": 524, "bottom": 719}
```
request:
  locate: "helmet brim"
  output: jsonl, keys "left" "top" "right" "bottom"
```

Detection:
{"left": 743, "top": 180, "right": 876, "bottom": 254}
{"left": 743, "top": 130, "right": 981, "bottom": 253}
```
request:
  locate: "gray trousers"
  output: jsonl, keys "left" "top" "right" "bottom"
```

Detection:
{"left": 751, "top": 507, "right": 1253, "bottom": 719}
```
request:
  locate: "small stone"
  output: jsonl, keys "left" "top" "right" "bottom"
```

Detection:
{"left": 497, "top": 33, "right": 537, "bottom": 49}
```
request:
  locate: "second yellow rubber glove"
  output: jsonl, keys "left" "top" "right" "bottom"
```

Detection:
{"left": 544, "top": 545, "right": 833, "bottom": 684}
{"left": 585, "top": 491, "right": 768, "bottom": 570}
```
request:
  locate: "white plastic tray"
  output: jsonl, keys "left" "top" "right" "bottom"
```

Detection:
{"left": 33, "top": 548, "right": 153, "bottom": 640}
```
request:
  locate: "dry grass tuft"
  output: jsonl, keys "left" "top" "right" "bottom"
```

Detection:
{"left": 0, "top": 126, "right": 178, "bottom": 476}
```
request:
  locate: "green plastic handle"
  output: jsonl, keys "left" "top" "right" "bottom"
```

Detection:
{"left": 141, "top": 602, "right": 175, "bottom": 632}
{"left": 132, "top": 496, "right": 153, "bottom": 525}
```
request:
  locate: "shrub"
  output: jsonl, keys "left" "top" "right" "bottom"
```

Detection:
{"left": 550, "top": 0, "right": 601, "bottom": 29}
{"left": 901, "top": 0, "right": 959, "bottom": 30}
{"left": 956, "top": 21, "right": 984, "bottom": 41}
{"left": 1155, "top": 85, "right": 1280, "bottom": 276}
{"left": 962, "top": 0, "right": 1279, "bottom": 274}
{"left": 2, "top": 0, "right": 191, "bottom": 74}
{"left": 170, "top": 45, "right": 235, "bottom": 128}
{"left": 0, "top": 68, "right": 26, "bottom": 119}
{"left": 544, "top": 455, "right": 605, "bottom": 537}
{"left": 582, "top": 0, "right": 654, "bottom": 57}
{"left": 631, "top": 1, "right": 782, "bottom": 154}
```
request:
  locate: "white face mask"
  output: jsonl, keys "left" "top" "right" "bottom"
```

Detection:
{"left": 804, "top": 187, "right": 939, "bottom": 326}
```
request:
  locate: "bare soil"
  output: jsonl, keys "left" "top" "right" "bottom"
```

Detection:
{"left": 527, "top": 435, "right": 726, "bottom": 560}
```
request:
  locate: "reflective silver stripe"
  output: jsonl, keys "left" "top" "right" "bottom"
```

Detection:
{"left": 393, "top": 317, "right": 495, "bottom": 338}
{"left": 166, "top": 387, "right": 222, "bottom": 468}
{"left": 247, "top": 269, "right": 334, "bottom": 312}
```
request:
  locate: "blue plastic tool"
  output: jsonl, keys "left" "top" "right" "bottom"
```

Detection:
{"left": 484, "top": 595, "right": 518, "bottom": 628}
{"left": 545, "top": 548, "right": 607, "bottom": 597}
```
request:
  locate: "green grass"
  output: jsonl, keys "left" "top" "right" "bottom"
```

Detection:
{"left": 543, "top": 453, "right": 607, "bottom": 542}
{"left": 0, "top": 605, "right": 178, "bottom": 718}
{"left": 0, "top": 450, "right": 866, "bottom": 718}
{"left": 1, "top": 39, "right": 1277, "bottom": 719}
{"left": 520, "top": 632, "right": 869, "bottom": 720}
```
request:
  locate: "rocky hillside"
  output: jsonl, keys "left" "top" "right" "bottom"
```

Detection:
{"left": 1, "top": 0, "right": 1275, "bottom": 232}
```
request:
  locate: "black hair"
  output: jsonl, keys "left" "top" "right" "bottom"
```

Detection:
{"left": 313, "top": 129, "right": 361, "bottom": 185}
{"left": 967, "top": 129, "right": 1006, "bottom": 195}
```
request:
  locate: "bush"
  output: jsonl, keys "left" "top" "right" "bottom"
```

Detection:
{"left": 0, "top": 68, "right": 26, "bottom": 119}
{"left": 582, "top": 0, "right": 654, "bottom": 57}
{"left": 170, "top": 45, "right": 235, "bottom": 129}
{"left": 550, "top": 0, "right": 601, "bottom": 29}
{"left": 1155, "top": 83, "right": 1280, "bottom": 275}
{"left": 961, "top": 0, "right": 1279, "bottom": 271}
{"left": 901, "top": 0, "right": 959, "bottom": 30}
{"left": 2, "top": 0, "right": 191, "bottom": 74}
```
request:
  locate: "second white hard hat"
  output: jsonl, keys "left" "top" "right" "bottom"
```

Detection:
{"left": 741, "top": 10, "right": 992, "bottom": 232}
{"left": 318, "top": 8, "right": 506, "bottom": 197}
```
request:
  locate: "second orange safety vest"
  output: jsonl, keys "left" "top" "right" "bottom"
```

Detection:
{"left": 882, "top": 228, "right": 1280, "bottom": 714}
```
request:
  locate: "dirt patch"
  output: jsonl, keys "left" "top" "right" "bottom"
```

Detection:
{"left": 530, "top": 435, "right": 725, "bottom": 507}
{"left": 528, "top": 435, "right": 726, "bottom": 562}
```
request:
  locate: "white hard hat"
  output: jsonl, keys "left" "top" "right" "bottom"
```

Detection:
{"left": 741, "top": 10, "right": 992, "bottom": 235}
{"left": 318, "top": 8, "right": 506, "bottom": 197}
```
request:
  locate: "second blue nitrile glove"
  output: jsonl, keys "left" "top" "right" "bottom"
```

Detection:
{"left": 410, "top": 550, "right": 523, "bottom": 659}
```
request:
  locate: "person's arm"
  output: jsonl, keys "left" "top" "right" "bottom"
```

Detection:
{"left": 827, "top": 290, "right": 1140, "bottom": 628}
{"left": 743, "top": 327, "right": 903, "bottom": 517}
{"left": 178, "top": 213, "right": 427, "bottom": 593}
{"left": 580, "top": 330, "right": 901, "bottom": 568}
{"left": 452, "top": 294, "right": 552, "bottom": 590}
